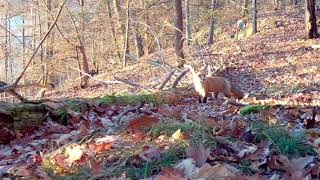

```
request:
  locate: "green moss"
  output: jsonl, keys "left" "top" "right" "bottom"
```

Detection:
{"left": 240, "top": 105, "right": 271, "bottom": 116}
{"left": 97, "top": 93, "right": 163, "bottom": 106}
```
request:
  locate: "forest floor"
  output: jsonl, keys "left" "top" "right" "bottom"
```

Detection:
{"left": 1, "top": 6, "right": 320, "bottom": 180}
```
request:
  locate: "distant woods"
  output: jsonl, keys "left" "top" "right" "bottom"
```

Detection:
{"left": 0, "top": 0, "right": 319, "bottom": 101}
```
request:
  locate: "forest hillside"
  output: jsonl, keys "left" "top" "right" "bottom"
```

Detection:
{"left": 0, "top": 1, "right": 320, "bottom": 179}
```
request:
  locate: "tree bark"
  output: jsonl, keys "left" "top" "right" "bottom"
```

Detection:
{"left": 123, "top": 0, "right": 131, "bottom": 67}
{"left": 107, "top": 0, "right": 121, "bottom": 60}
{"left": 185, "top": 0, "right": 191, "bottom": 45}
{"left": 113, "top": 0, "right": 130, "bottom": 64}
{"left": 131, "top": 9, "right": 144, "bottom": 58}
{"left": 252, "top": 0, "right": 257, "bottom": 34}
{"left": 79, "top": 0, "right": 90, "bottom": 88}
{"left": 242, "top": 0, "right": 249, "bottom": 17}
{"left": 208, "top": 0, "right": 215, "bottom": 45}
{"left": 174, "top": 0, "right": 185, "bottom": 60}
{"left": 305, "top": 0, "right": 319, "bottom": 38}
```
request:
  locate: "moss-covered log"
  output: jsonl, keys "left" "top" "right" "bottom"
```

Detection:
{"left": 0, "top": 99, "right": 92, "bottom": 144}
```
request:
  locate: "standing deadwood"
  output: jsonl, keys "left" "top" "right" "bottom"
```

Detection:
{"left": 281, "top": 0, "right": 286, "bottom": 10}
{"left": 174, "top": 0, "right": 185, "bottom": 60}
{"left": 107, "top": 0, "right": 121, "bottom": 60}
{"left": 113, "top": 0, "right": 130, "bottom": 64}
{"left": 208, "top": 0, "right": 215, "bottom": 45}
{"left": 79, "top": 0, "right": 90, "bottom": 88}
{"left": 185, "top": 0, "right": 191, "bottom": 45}
{"left": 242, "top": 0, "right": 249, "bottom": 17}
{"left": 132, "top": 9, "right": 144, "bottom": 58}
{"left": 305, "top": 0, "right": 319, "bottom": 38}
{"left": 252, "top": 0, "right": 257, "bottom": 34}
{"left": 273, "top": 0, "right": 279, "bottom": 9}
{"left": 123, "top": 0, "right": 130, "bottom": 67}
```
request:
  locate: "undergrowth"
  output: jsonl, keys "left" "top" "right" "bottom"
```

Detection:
{"left": 251, "top": 121, "right": 315, "bottom": 158}
{"left": 97, "top": 93, "right": 163, "bottom": 105}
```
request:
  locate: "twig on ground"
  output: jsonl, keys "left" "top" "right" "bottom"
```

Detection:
{"left": 69, "top": 66, "right": 123, "bottom": 85}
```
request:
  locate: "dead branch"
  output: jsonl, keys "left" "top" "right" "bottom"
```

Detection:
{"left": 116, "top": 103, "right": 143, "bottom": 123}
{"left": 114, "top": 77, "right": 154, "bottom": 92}
{"left": 13, "top": 0, "right": 66, "bottom": 87}
{"left": 171, "top": 69, "right": 190, "bottom": 88}
{"left": 68, "top": 66, "right": 123, "bottom": 85}
{"left": 0, "top": 81, "right": 27, "bottom": 102}
{"left": 158, "top": 69, "right": 176, "bottom": 90}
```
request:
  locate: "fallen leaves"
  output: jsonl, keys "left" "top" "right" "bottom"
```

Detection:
{"left": 186, "top": 144, "right": 210, "bottom": 167}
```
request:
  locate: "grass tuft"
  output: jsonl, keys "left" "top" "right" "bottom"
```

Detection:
{"left": 252, "top": 121, "right": 315, "bottom": 158}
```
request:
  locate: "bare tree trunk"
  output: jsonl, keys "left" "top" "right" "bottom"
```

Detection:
{"left": 242, "top": 0, "right": 249, "bottom": 17}
{"left": 36, "top": 0, "right": 45, "bottom": 85}
{"left": 305, "top": 0, "right": 319, "bottom": 38}
{"left": 281, "top": 0, "right": 286, "bottom": 11}
{"left": 252, "top": 0, "right": 257, "bottom": 34}
{"left": 113, "top": 0, "right": 130, "bottom": 64}
{"left": 80, "top": 0, "right": 90, "bottom": 88}
{"left": 123, "top": 0, "right": 130, "bottom": 67}
{"left": 174, "top": 0, "right": 185, "bottom": 60}
{"left": 140, "top": 0, "right": 153, "bottom": 55}
{"left": 208, "top": 0, "right": 215, "bottom": 45}
{"left": 273, "top": 0, "right": 279, "bottom": 9}
{"left": 185, "top": 0, "right": 191, "bottom": 45}
{"left": 107, "top": 0, "right": 121, "bottom": 60}
{"left": 132, "top": 9, "right": 144, "bottom": 58}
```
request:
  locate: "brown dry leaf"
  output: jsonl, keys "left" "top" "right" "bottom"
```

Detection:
{"left": 268, "top": 155, "right": 290, "bottom": 171}
{"left": 89, "top": 158, "right": 104, "bottom": 176}
{"left": 186, "top": 144, "right": 210, "bottom": 167}
{"left": 175, "top": 158, "right": 198, "bottom": 178}
{"left": 128, "top": 115, "right": 159, "bottom": 130}
{"left": 193, "top": 163, "right": 240, "bottom": 179}
{"left": 245, "top": 140, "right": 271, "bottom": 161}
{"left": 139, "top": 145, "right": 161, "bottom": 162}
{"left": 54, "top": 154, "right": 68, "bottom": 168}
{"left": 214, "top": 136, "right": 257, "bottom": 158}
{"left": 16, "top": 165, "right": 51, "bottom": 180}
{"left": 290, "top": 156, "right": 315, "bottom": 170}
{"left": 153, "top": 167, "right": 185, "bottom": 180}
{"left": 88, "top": 141, "right": 113, "bottom": 154}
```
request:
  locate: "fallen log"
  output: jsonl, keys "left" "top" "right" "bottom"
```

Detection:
{"left": 0, "top": 98, "right": 91, "bottom": 144}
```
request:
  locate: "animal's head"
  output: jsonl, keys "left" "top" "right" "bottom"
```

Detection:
{"left": 195, "top": 66, "right": 207, "bottom": 81}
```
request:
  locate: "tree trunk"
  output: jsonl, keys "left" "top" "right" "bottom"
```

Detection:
{"left": 107, "top": 0, "right": 121, "bottom": 60}
{"left": 0, "top": 99, "right": 91, "bottom": 144}
{"left": 132, "top": 9, "right": 144, "bottom": 58}
{"left": 252, "top": 0, "right": 257, "bottom": 34}
{"left": 242, "top": 0, "right": 249, "bottom": 17}
{"left": 305, "top": 0, "right": 319, "bottom": 38}
{"left": 123, "top": 0, "right": 130, "bottom": 67}
{"left": 185, "top": 0, "right": 191, "bottom": 45}
{"left": 113, "top": 0, "right": 130, "bottom": 64}
{"left": 208, "top": 0, "right": 216, "bottom": 45}
{"left": 80, "top": 0, "right": 90, "bottom": 88}
{"left": 281, "top": 0, "right": 286, "bottom": 11}
{"left": 174, "top": 0, "right": 185, "bottom": 60}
